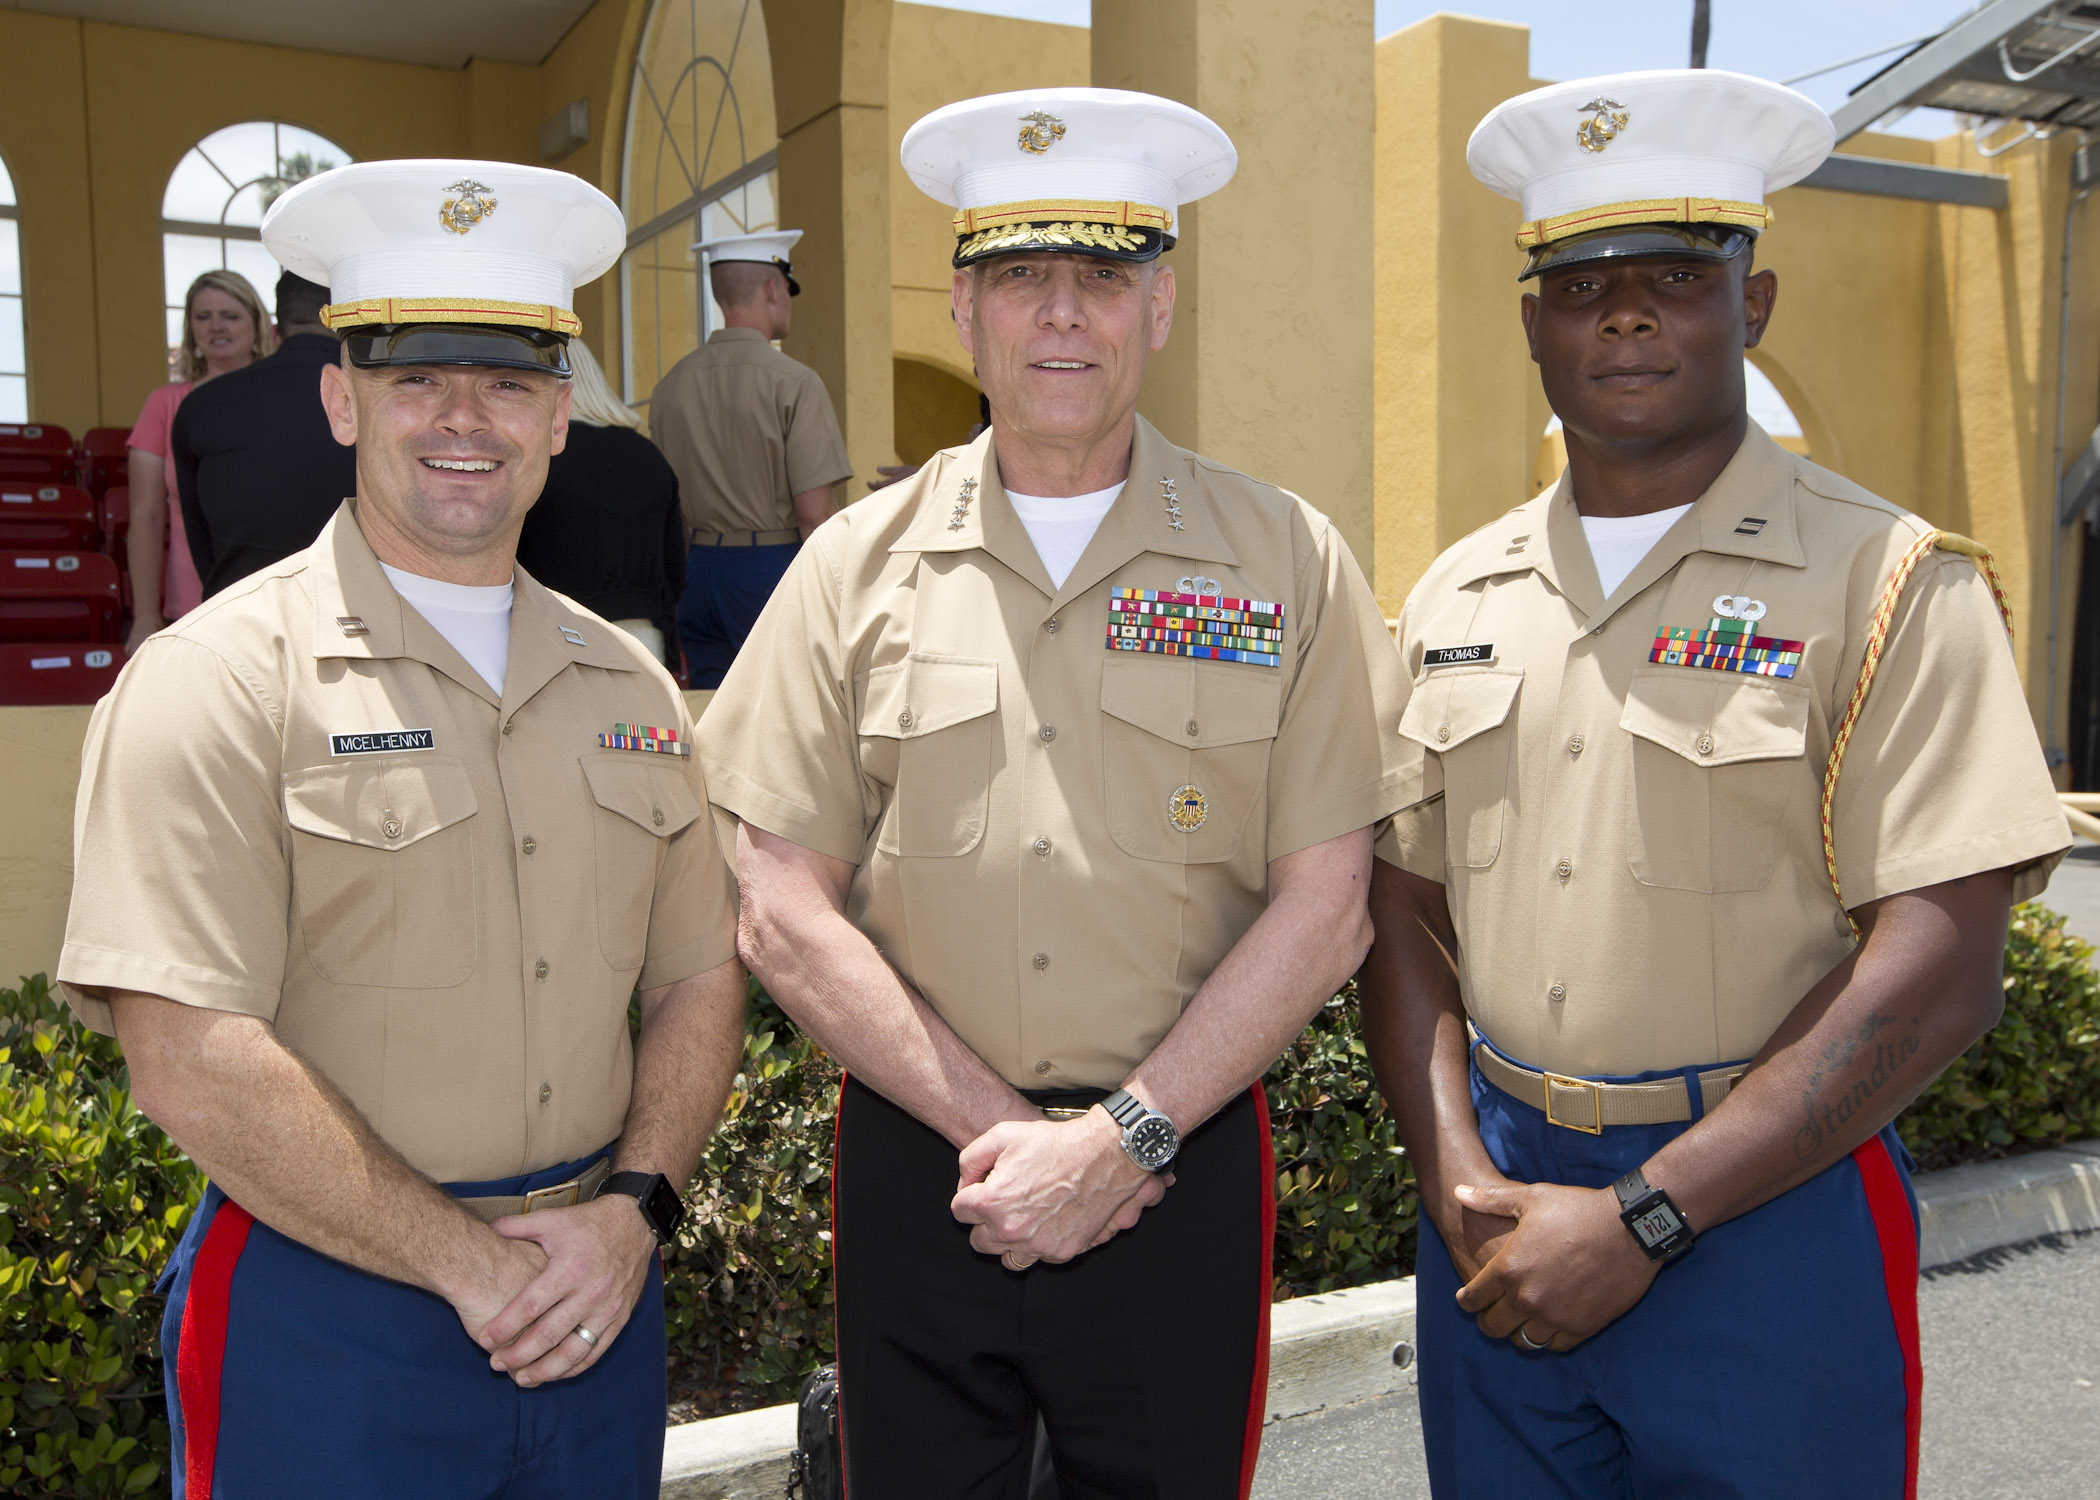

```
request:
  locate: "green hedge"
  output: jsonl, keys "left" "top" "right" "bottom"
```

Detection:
{"left": 7, "top": 900, "right": 2100, "bottom": 1469}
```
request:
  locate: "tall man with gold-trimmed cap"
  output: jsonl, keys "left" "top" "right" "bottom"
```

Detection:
{"left": 1359, "top": 72, "right": 2070, "bottom": 1497}
{"left": 702, "top": 88, "right": 1409, "bottom": 1497}
{"left": 57, "top": 160, "right": 747, "bottom": 1497}
{"left": 649, "top": 228, "right": 853, "bottom": 687}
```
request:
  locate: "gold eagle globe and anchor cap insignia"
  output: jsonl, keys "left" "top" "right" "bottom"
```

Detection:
{"left": 439, "top": 179, "right": 498, "bottom": 235}
{"left": 1468, "top": 70, "right": 1833, "bottom": 282}
{"left": 903, "top": 87, "right": 1236, "bottom": 268}
{"left": 261, "top": 158, "right": 624, "bottom": 375}
{"left": 1168, "top": 785, "right": 1208, "bottom": 834}
{"left": 1575, "top": 98, "right": 1629, "bottom": 154}
{"left": 1018, "top": 110, "right": 1067, "bottom": 154}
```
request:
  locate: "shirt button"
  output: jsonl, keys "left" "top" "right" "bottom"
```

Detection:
{"left": 1034, "top": 1060, "right": 1053, "bottom": 1075}
{"left": 1039, "top": 724, "right": 1057, "bottom": 743}
{"left": 1556, "top": 858, "right": 1573, "bottom": 880}
{"left": 383, "top": 818, "right": 403, "bottom": 841}
{"left": 1568, "top": 732, "right": 1585, "bottom": 756}
{"left": 1045, "top": 617, "right": 1062, "bottom": 635}
{"left": 1436, "top": 725, "right": 1451, "bottom": 743}
{"left": 652, "top": 806, "right": 665, "bottom": 827}
{"left": 538, "top": 1082, "right": 552, "bottom": 1105}
{"left": 534, "top": 958, "right": 549, "bottom": 980}
{"left": 1032, "top": 952, "right": 1050, "bottom": 971}
{"left": 1033, "top": 836, "right": 1052, "bottom": 856}
{"left": 1548, "top": 982, "right": 1568, "bottom": 1003}
{"left": 522, "top": 835, "right": 537, "bottom": 855}
{"left": 1185, "top": 719, "right": 1200, "bottom": 737}
{"left": 898, "top": 708, "right": 915, "bottom": 732}
{"left": 502, "top": 721, "right": 514, "bottom": 737}
{"left": 1696, "top": 733, "right": 1715, "bottom": 756}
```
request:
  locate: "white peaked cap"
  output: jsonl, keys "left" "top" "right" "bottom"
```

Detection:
{"left": 902, "top": 87, "right": 1236, "bottom": 265}
{"left": 694, "top": 228, "right": 803, "bottom": 262}
{"left": 1468, "top": 70, "right": 1833, "bottom": 264}
{"left": 262, "top": 159, "right": 625, "bottom": 336}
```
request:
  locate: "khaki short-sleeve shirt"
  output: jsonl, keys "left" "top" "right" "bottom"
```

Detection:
{"left": 58, "top": 503, "right": 739, "bottom": 1183}
{"left": 649, "top": 329, "right": 854, "bottom": 537}
{"left": 699, "top": 417, "right": 1410, "bottom": 1089}
{"left": 1377, "top": 427, "right": 2069, "bottom": 1077}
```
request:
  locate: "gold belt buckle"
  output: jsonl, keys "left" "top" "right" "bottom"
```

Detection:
{"left": 1541, "top": 1072, "right": 1604, "bottom": 1135}
{"left": 522, "top": 1177, "right": 581, "bottom": 1213}
{"left": 1041, "top": 1106, "right": 1089, "bottom": 1121}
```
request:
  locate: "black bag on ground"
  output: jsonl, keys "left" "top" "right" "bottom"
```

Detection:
{"left": 783, "top": 1363, "right": 1061, "bottom": 1499}
{"left": 785, "top": 1364, "right": 842, "bottom": 1500}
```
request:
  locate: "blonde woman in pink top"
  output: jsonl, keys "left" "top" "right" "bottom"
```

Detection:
{"left": 126, "top": 269, "right": 273, "bottom": 650}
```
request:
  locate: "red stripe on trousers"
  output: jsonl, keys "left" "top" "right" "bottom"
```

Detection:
{"left": 1239, "top": 1081, "right": 1277, "bottom": 1500}
{"left": 833, "top": 1075, "right": 849, "bottom": 1500}
{"left": 1852, "top": 1136, "right": 1922, "bottom": 1499}
{"left": 177, "top": 1198, "right": 254, "bottom": 1500}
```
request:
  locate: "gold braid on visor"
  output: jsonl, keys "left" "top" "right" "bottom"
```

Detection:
{"left": 952, "top": 199, "right": 1175, "bottom": 265}
{"left": 1515, "top": 197, "right": 1772, "bottom": 250}
{"left": 322, "top": 296, "right": 583, "bottom": 336}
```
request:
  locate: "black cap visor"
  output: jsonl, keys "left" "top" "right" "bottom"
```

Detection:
{"left": 340, "top": 323, "right": 572, "bottom": 375}
{"left": 954, "top": 225, "right": 1173, "bottom": 270}
{"left": 1520, "top": 224, "right": 1754, "bottom": 282}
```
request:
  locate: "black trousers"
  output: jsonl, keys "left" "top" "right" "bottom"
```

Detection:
{"left": 832, "top": 1075, "right": 1274, "bottom": 1500}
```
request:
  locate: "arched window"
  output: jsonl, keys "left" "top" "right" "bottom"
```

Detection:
{"left": 0, "top": 157, "right": 25, "bottom": 421}
{"left": 620, "top": 0, "right": 779, "bottom": 410}
{"left": 162, "top": 122, "right": 351, "bottom": 357}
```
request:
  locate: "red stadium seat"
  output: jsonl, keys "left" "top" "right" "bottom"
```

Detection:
{"left": 79, "top": 427, "right": 131, "bottom": 498}
{"left": 0, "top": 550, "right": 121, "bottom": 643}
{"left": 0, "top": 424, "right": 76, "bottom": 485}
{"left": 100, "top": 484, "right": 129, "bottom": 557}
{"left": 0, "top": 484, "right": 98, "bottom": 550}
{"left": 0, "top": 641, "right": 122, "bottom": 705}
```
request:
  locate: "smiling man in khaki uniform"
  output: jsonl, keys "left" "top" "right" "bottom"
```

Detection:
{"left": 702, "top": 89, "right": 1408, "bottom": 1498}
{"left": 57, "top": 160, "right": 744, "bottom": 1499}
{"left": 1359, "top": 73, "right": 2071, "bottom": 1500}
{"left": 650, "top": 229, "right": 853, "bottom": 687}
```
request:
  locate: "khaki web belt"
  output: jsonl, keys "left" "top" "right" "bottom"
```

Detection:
{"left": 456, "top": 1157, "right": 612, "bottom": 1224}
{"left": 692, "top": 527, "right": 800, "bottom": 548}
{"left": 1471, "top": 1031, "right": 1748, "bottom": 1134}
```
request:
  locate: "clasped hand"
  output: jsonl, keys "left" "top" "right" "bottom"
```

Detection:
{"left": 950, "top": 1113, "right": 1170, "bottom": 1267}
{"left": 451, "top": 1193, "right": 660, "bottom": 1387}
{"left": 1447, "top": 1178, "right": 1659, "bottom": 1354}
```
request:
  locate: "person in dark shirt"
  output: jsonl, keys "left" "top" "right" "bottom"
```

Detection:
{"left": 516, "top": 338, "right": 685, "bottom": 672}
{"left": 174, "top": 270, "right": 359, "bottom": 597}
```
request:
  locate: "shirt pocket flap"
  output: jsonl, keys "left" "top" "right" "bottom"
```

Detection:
{"left": 1100, "top": 654, "right": 1282, "bottom": 747}
{"left": 581, "top": 753, "right": 702, "bottom": 838}
{"left": 1620, "top": 666, "right": 1811, "bottom": 767}
{"left": 856, "top": 655, "right": 1000, "bottom": 739}
{"left": 1398, "top": 669, "right": 1523, "bottom": 752}
{"left": 284, "top": 757, "right": 479, "bottom": 851}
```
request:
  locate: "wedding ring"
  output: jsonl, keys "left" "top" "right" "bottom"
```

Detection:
{"left": 1002, "top": 1250, "right": 1035, "bottom": 1272}
{"left": 1515, "top": 1326, "right": 1550, "bottom": 1351}
{"left": 575, "top": 1325, "right": 598, "bottom": 1347}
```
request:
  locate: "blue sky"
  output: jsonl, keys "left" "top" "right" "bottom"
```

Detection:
{"left": 916, "top": 1, "right": 1981, "bottom": 137}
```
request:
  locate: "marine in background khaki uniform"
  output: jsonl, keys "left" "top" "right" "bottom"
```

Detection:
{"left": 61, "top": 502, "right": 738, "bottom": 1182}
{"left": 648, "top": 328, "right": 852, "bottom": 542}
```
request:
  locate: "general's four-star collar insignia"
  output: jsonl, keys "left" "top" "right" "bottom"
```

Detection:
{"left": 1107, "top": 581, "right": 1284, "bottom": 667}
{"left": 1161, "top": 477, "right": 1184, "bottom": 532}
{"left": 598, "top": 722, "right": 689, "bottom": 756}
{"left": 948, "top": 476, "right": 977, "bottom": 532}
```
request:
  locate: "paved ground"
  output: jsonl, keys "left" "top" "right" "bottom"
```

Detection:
{"left": 2037, "top": 839, "right": 2100, "bottom": 946}
{"left": 1251, "top": 1230, "right": 2100, "bottom": 1500}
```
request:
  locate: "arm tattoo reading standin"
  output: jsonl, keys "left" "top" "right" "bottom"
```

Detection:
{"left": 1793, "top": 1013, "right": 1921, "bottom": 1160}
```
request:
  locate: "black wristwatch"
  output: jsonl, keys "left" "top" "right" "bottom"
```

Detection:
{"left": 1611, "top": 1169, "right": 1695, "bottom": 1265}
{"left": 596, "top": 1170, "right": 686, "bottom": 1247}
{"left": 1101, "top": 1089, "right": 1179, "bottom": 1174}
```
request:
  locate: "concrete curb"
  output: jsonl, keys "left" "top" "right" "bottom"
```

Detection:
{"left": 659, "top": 1140, "right": 2100, "bottom": 1498}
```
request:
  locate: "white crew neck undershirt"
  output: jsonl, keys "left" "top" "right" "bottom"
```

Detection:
{"left": 1005, "top": 483, "right": 1124, "bottom": 588}
{"left": 381, "top": 563, "right": 515, "bottom": 695}
{"left": 1579, "top": 504, "right": 1693, "bottom": 598}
